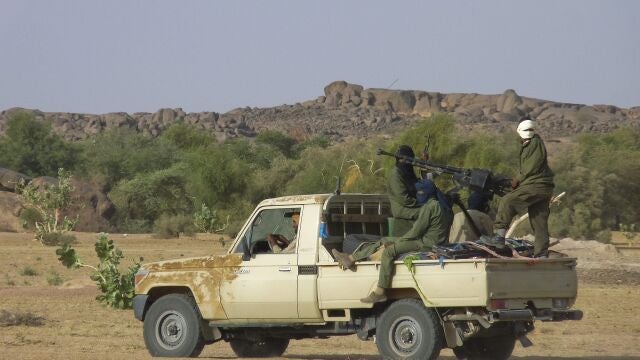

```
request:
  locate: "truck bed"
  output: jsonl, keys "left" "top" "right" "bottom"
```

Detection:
{"left": 317, "top": 257, "right": 578, "bottom": 310}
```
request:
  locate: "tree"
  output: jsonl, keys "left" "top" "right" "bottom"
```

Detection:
{"left": 18, "top": 168, "right": 77, "bottom": 245}
{"left": 0, "top": 112, "right": 80, "bottom": 177}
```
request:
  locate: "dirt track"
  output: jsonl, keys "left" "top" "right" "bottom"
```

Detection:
{"left": 1, "top": 232, "right": 639, "bottom": 359}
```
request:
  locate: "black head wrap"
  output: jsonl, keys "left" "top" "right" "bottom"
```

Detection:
{"left": 468, "top": 192, "right": 490, "bottom": 212}
{"left": 415, "top": 179, "right": 451, "bottom": 211}
{"left": 395, "top": 145, "right": 418, "bottom": 197}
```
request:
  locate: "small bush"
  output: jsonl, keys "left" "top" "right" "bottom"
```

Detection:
{"left": 154, "top": 214, "right": 196, "bottom": 238}
{"left": 4, "top": 274, "right": 15, "bottom": 286}
{"left": 20, "top": 207, "right": 43, "bottom": 231}
{"left": 0, "top": 310, "right": 45, "bottom": 327}
{"left": 115, "top": 219, "right": 152, "bottom": 234}
{"left": 595, "top": 229, "right": 612, "bottom": 244}
{"left": 46, "top": 271, "right": 64, "bottom": 286}
{"left": 19, "top": 266, "right": 38, "bottom": 277}
{"left": 41, "top": 232, "right": 77, "bottom": 246}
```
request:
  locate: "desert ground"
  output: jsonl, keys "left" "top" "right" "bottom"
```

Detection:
{"left": 1, "top": 231, "right": 639, "bottom": 360}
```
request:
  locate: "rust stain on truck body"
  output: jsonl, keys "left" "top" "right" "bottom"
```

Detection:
{"left": 137, "top": 254, "right": 241, "bottom": 320}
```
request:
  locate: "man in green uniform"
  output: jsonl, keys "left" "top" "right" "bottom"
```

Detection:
{"left": 388, "top": 145, "right": 422, "bottom": 221}
{"left": 488, "top": 119, "right": 555, "bottom": 257}
{"left": 332, "top": 180, "right": 452, "bottom": 303}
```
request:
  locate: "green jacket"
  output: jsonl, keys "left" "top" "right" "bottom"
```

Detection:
{"left": 398, "top": 198, "right": 452, "bottom": 248}
{"left": 517, "top": 134, "right": 554, "bottom": 186}
{"left": 387, "top": 166, "right": 421, "bottom": 220}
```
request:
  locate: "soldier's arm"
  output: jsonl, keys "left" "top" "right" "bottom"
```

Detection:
{"left": 388, "top": 170, "right": 419, "bottom": 207}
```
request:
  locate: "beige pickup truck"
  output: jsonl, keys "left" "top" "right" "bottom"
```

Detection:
{"left": 133, "top": 194, "right": 582, "bottom": 359}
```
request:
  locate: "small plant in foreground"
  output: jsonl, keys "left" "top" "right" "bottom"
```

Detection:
{"left": 56, "top": 233, "right": 140, "bottom": 309}
{"left": 19, "top": 266, "right": 38, "bottom": 277}
{"left": 46, "top": 271, "right": 64, "bottom": 286}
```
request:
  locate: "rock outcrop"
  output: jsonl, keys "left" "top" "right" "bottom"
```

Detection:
{"left": 1, "top": 81, "right": 638, "bottom": 143}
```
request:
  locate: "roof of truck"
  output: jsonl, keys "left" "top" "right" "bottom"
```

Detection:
{"left": 257, "top": 193, "right": 389, "bottom": 207}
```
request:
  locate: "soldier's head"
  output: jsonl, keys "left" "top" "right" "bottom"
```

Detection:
{"left": 517, "top": 119, "right": 536, "bottom": 140}
{"left": 468, "top": 192, "right": 490, "bottom": 213}
{"left": 395, "top": 145, "right": 415, "bottom": 159}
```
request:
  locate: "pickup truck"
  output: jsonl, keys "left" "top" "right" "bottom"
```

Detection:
{"left": 132, "top": 193, "right": 582, "bottom": 359}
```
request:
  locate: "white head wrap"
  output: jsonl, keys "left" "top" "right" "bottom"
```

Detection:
{"left": 517, "top": 119, "right": 536, "bottom": 139}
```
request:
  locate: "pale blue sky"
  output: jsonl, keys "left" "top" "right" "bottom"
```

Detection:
{"left": 1, "top": 1, "right": 638, "bottom": 114}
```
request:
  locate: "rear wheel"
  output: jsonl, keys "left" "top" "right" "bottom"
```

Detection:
{"left": 229, "top": 337, "right": 290, "bottom": 357}
{"left": 143, "top": 294, "right": 205, "bottom": 357}
{"left": 453, "top": 335, "right": 516, "bottom": 360}
{"left": 376, "top": 299, "right": 444, "bottom": 360}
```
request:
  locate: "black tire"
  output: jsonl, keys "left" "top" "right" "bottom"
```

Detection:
{"left": 143, "top": 293, "right": 205, "bottom": 358}
{"left": 453, "top": 335, "right": 516, "bottom": 360}
{"left": 376, "top": 299, "right": 444, "bottom": 360}
{"left": 229, "top": 337, "right": 290, "bottom": 358}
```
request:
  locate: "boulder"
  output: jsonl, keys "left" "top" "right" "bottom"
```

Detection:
{"left": 497, "top": 89, "right": 523, "bottom": 113}
{"left": 0, "top": 168, "right": 31, "bottom": 192}
{"left": 368, "top": 89, "right": 416, "bottom": 113}
{"left": 0, "top": 191, "right": 24, "bottom": 232}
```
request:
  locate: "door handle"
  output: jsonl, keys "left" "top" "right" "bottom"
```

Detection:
{"left": 279, "top": 266, "right": 291, "bottom": 272}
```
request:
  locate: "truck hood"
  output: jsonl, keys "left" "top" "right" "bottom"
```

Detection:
{"left": 143, "top": 254, "right": 242, "bottom": 272}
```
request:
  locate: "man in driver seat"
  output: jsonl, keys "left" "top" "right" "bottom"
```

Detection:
{"left": 266, "top": 212, "right": 300, "bottom": 254}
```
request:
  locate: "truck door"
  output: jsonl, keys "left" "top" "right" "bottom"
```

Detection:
{"left": 220, "top": 206, "right": 300, "bottom": 319}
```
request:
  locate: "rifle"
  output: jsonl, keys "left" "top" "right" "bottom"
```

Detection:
{"left": 376, "top": 148, "right": 511, "bottom": 198}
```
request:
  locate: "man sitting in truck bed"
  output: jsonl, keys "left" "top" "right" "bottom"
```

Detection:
{"left": 333, "top": 179, "right": 452, "bottom": 303}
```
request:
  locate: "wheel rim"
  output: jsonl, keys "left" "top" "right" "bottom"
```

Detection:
{"left": 388, "top": 315, "right": 422, "bottom": 356}
{"left": 155, "top": 310, "right": 188, "bottom": 350}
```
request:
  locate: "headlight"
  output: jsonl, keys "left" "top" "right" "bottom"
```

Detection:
{"left": 134, "top": 268, "right": 149, "bottom": 286}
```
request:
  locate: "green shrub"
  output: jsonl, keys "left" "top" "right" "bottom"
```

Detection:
{"left": 154, "top": 214, "right": 196, "bottom": 238}
{"left": 19, "top": 207, "right": 43, "bottom": 231}
{"left": 46, "top": 271, "right": 64, "bottom": 286}
{"left": 19, "top": 266, "right": 38, "bottom": 277}
{"left": 41, "top": 232, "right": 77, "bottom": 246}
{"left": 56, "top": 233, "right": 140, "bottom": 309}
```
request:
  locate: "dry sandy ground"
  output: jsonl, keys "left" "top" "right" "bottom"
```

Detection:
{"left": 1, "top": 232, "right": 639, "bottom": 360}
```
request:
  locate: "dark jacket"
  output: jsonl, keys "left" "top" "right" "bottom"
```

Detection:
{"left": 517, "top": 134, "right": 554, "bottom": 186}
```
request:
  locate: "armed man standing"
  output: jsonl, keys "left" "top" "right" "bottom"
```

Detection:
{"left": 487, "top": 118, "right": 554, "bottom": 258}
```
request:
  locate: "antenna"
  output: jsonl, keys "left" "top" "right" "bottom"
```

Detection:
{"left": 387, "top": 78, "right": 399, "bottom": 89}
{"left": 334, "top": 176, "right": 341, "bottom": 196}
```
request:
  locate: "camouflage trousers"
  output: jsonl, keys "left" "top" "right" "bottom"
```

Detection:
{"left": 495, "top": 183, "right": 554, "bottom": 256}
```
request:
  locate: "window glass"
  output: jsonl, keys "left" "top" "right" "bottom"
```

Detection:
{"left": 234, "top": 207, "right": 300, "bottom": 254}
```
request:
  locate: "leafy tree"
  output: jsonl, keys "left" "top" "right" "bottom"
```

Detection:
{"left": 255, "top": 130, "right": 297, "bottom": 158}
{"left": 0, "top": 112, "right": 80, "bottom": 177}
{"left": 109, "top": 166, "right": 193, "bottom": 224}
{"left": 81, "top": 127, "right": 177, "bottom": 190}
{"left": 18, "top": 168, "right": 77, "bottom": 245}
{"left": 56, "top": 233, "right": 140, "bottom": 309}
{"left": 159, "top": 122, "right": 215, "bottom": 150}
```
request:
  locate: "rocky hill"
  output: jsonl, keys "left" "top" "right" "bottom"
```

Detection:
{"left": 1, "top": 81, "right": 639, "bottom": 142}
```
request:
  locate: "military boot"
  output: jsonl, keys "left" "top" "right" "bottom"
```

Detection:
{"left": 331, "top": 249, "right": 355, "bottom": 270}
{"left": 360, "top": 288, "right": 387, "bottom": 303}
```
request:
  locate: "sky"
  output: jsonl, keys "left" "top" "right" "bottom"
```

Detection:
{"left": 0, "top": 0, "right": 638, "bottom": 114}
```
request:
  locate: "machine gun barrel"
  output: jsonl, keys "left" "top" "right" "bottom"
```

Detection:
{"left": 377, "top": 148, "right": 511, "bottom": 197}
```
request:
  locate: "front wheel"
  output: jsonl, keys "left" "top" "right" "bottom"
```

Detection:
{"left": 453, "top": 335, "right": 516, "bottom": 360}
{"left": 143, "top": 293, "right": 205, "bottom": 357}
{"left": 229, "top": 337, "right": 290, "bottom": 357}
{"left": 376, "top": 299, "right": 444, "bottom": 360}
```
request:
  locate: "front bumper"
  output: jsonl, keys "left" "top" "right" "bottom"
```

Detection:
{"left": 132, "top": 295, "right": 149, "bottom": 321}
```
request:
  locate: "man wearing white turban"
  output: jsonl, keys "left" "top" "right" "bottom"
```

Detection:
{"left": 487, "top": 118, "right": 555, "bottom": 257}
